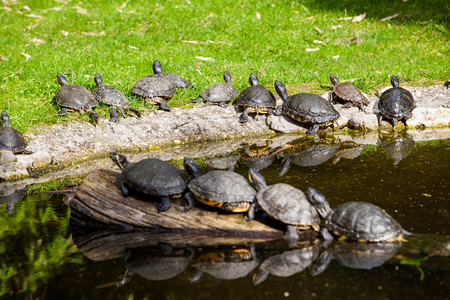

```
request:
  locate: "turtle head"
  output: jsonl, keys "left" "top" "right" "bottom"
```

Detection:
{"left": 390, "top": 76, "right": 400, "bottom": 88}
{"left": 329, "top": 74, "right": 340, "bottom": 86}
{"left": 1, "top": 111, "right": 9, "bottom": 127}
{"left": 110, "top": 152, "right": 129, "bottom": 170}
{"left": 249, "top": 73, "right": 259, "bottom": 86}
{"left": 57, "top": 73, "right": 69, "bottom": 87}
{"left": 307, "top": 187, "right": 331, "bottom": 218}
{"left": 153, "top": 60, "right": 163, "bottom": 74}
{"left": 94, "top": 73, "right": 103, "bottom": 87}
{"left": 274, "top": 80, "right": 288, "bottom": 102}
{"left": 248, "top": 168, "right": 267, "bottom": 191}
{"left": 184, "top": 158, "right": 203, "bottom": 178}
{"left": 223, "top": 70, "right": 232, "bottom": 84}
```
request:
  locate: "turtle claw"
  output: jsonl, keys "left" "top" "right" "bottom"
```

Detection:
{"left": 159, "top": 100, "right": 172, "bottom": 112}
{"left": 157, "top": 197, "right": 171, "bottom": 212}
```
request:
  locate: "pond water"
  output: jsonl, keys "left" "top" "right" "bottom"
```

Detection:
{"left": 1, "top": 133, "right": 449, "bottom": 299}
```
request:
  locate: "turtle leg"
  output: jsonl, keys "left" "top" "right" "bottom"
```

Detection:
{"left": 267, "top": 107, "right": 274, "bottom": 115}
{"left": 244, "top": 202, "right": 256, "bottom": 221}
{"left": 157, "top": 196, "right": 171, "bottom": 212}
{"left": 159, "top": 99, "right": 172, "bottom": 112}
{"left": 218, "top": 101, "right": 228, "bottom": 108}
{"left": 121, "top": 182, "right": 130, "bottom": 197}
{"left": 377, "top": 113, "right": 383, "bottom": 125}
{"left": 116, "top": 269, "right": 135, "bottom": 288}
{"left": 278, "top": 157, "right": 291, "bottom": 177}
{"left": 109, "top": 106, "right": 120, "bottom": 123}
{"left": 274, "top": 105, "right": 282, "bottom": 116}
{"left": 310, "top": 249, "right": 333, "bottom": 277}
{"left": 343, "top": 102, "right": 353, "bottom": 108}
{"left": 306, "top": 123, "right": 320, "bottom": 135}
{"left": 328, "top": 91, "right": 335, "bottom": 103}
{"left": 90, "top": 108, "right": 99, "bottom": 124}
{"left": 392, "top": 118, "right": 398, "bottom": 129}
{"left": 126, "top": 106, "right": 142, "bottom": 118}
{"left": 189, "top": 96, "right": 203, "bottom": 103}
{"left": 56, "top": 107, "right": 68, "bottom": 117}
{"left": 183, "top": 192, "right": 196, "bottom": 212}
{"left": 238, "top": 107, "right": 250, "bottom": 123}
{"left": 284, "top": 225, "right": 299, "bottom": 240}
{"left": 117, "top": 106, "right": 126, "bottom": 118}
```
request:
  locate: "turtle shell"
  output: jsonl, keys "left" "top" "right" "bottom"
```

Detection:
{"left": 378, "top": 87, "right": 415, "bottom": 119}
{"left": 200, "top": 82, "right": 239, "bottom": 102}
{"left": 154, "top": 73, "right": 191, "bottom": 88}
{"left": 334, "top": 83, "right": 367, "bottom": 104}
{"left": 93, "top": 85, "right": 130, "bottom": 107}
{"left": 236, "top": 85, "right": 276, "bottom": 111}
{"left": 122, "top": 158, "right": 187, "bottom": 197}
{"left": 283, "top": 93, "right": 339, "bottom": 125}
{"left": 131, "top": 76, "right": 176, "bottom": 102}
{"left": 56, "top": 85, "right": 98, "bottom": 110}
{"left": 325, "top": 202, "right": 406, "bottom": 242}
{"left": 256, "top": 183, "right": 320, "bottom": 227}
{"left": 0, "top": 127, "right": 27, "bottom": 153}
{"left": 188, "top": 170, "right": 256, "bottom": 212}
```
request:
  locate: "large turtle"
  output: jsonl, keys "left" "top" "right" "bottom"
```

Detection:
{"left": 189, "top": 70, "right": 239, "bottom": 108}
{"left": 152, "top": 59, "right": 191, "bottom": 88}
{"left": 184, "top": 158, "right": 257, "bottom": 219}
{"left": 329, "top": 74, "right": 368, "bottom": 110}
{"left": 110, "top": 152, "right": 193, "bottom": 212}
{"left": 274, "top": 80, "right": 340, "bottom": 134}
{"left": 55, "top": 73, "right": 99, "bottom": 123}
{"left": 92, "top": 73, "right": 141, "bottom": 123}
{"left": 131, "top": 69, "right": 176, "bottom": 112}
{"left": 0, "top": 111, "right": 32, "bottom": 154}
{"left": 307, "top": 187, "right": 411, "bottom": 242}
{"left": 236, "top": 73, "right": 277, "bottom": 123}
{"left": 378, "top": 75, "right": 416, "bottom": 128}
{"left": 249, "top": 168, "right": 321, "bottom": 240}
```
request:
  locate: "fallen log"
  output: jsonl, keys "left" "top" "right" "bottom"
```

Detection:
{"left": 70, "top": 168, "right": 283, "bottom": 238}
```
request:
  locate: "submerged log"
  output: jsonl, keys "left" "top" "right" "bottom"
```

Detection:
{"left": 71, "top": 168, "right": 283, "bottom": 238}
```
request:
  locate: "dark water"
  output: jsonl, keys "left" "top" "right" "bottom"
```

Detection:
{"left": 1, "top": 134, "right": 449, "bottom": 299}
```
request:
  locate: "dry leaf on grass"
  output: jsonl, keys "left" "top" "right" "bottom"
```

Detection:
{"left": 330, "top": 25, "right": 342, "bottom": 30}
{"left": 81, "top": 31, "right": 105, "bottom": 37}
{"left": 182, "top": 40, "right": 232, "bottom": 46}
{"left": 313, "top": 40, "right": 326, "bottom": 45}
{"left": 74, "top": 6, "right": 88, "bottom": 15}
{"left": 314, "top": 26, "right": 323, "bottom": 34}
{"left": 332, "top": 55, "right": 340, "bottom": 60}
{"left": 352, "top": 12, "right": 366, "bottom": 23}
{"left": 256, "top": 12, "right": 261, "bottom": 20}
{"left": 194, "top": 56, "right": 215, "bottom": 62}
{"left": 380, "top": 14, "right": 399, "bottom": 22}
{"left": 61, "top": 30, "right": 69, "bottom": 37}
{"left": 30, "top": 38, "right": 46, "bottom": 46}
{"left": 25, "top": 13, "right": 45, "bottom": 20}
{"left": 129, "top": 45, "right": 138, "bottom": 50}
{"left": 305, "top": 48, "right": 319, "bottom": 52}
{"left": 0, "top": 55, "right": 7, "bottom": 61}
{"left": 21, "top": 52, "right": 31, "bottom": 62}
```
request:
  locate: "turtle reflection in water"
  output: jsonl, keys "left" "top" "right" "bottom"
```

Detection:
{"left": 241, "top": 143, "right": 293, "bottom": 171}
{"left": 0, "top": 182, "right": 29, "bottom": 214}
{"left": 380, "top": 135, "right": 415, "bottom": 166}
{"left": 311, "top": 242, "right": 402, "bottom": 276}
{"left": 205, "top": 153, "right": 240, "bottom": 171}
{"left": 253, "top": 244, "right": 320, "bottom": 285}
{"left": 279, "top": 143, "right": 339, "bottom": 176}
{"left": 191, "top": 245, "right": 259, "bottom": 281}
{"left": 117, "top": 243, "right": 193, "bottom": 286}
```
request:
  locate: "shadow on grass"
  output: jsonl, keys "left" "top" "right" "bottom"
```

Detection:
{"left": 307, "top": 0, "right": 448, "bottom": 24}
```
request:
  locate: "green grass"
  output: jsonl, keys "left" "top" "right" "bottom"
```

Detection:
{"left": 0, "top": 0, "right": 448, "bottom": 133}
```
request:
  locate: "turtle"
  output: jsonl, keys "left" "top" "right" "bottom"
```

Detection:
{"left": 92, "top": 73, "right": 141, "bottom": 123}
{"left": 378, "top": 75, "right": 416, "bottom": 128}
{"left": 307, "top": 187, "right": 411, "bottom": 243}
{"left": 184, "top": 157, "right": 257, "bottom": 219}
{"left": 241, "top": 144, "right": 293, "bottom": 171}
{"left": 444, "top": 81, "right": 450, "bottom": 89}
{"left": 249, "top": 168, "right": 321, "bottom": 240}
{"left": 110, "top": 152, "right": 194, "bottom": 212}
{"left": 131, "top": 69, "right": 176, "bottom": 112}
{"left": 329, "top": 74, "right": 368, "bottom": 110}
{"left": 55, "top": 73, "right": 99, "bottom": 123}
{"left": 189, "top": 70, "right": 239, "bottom": 108}
{"left": 274, "top": 80, "right": 340, "bottom": 134}
{"left": 236, "top": 73, "right": 277, "bottom": 123}
{"left": 0, "top": 111, "right": 32, "bottom": 154}
{"left": 380, "top": 136, "right": 415, "bottom": 166}
{"left": 152, "top": 59, "right": 191, "bottom": 88}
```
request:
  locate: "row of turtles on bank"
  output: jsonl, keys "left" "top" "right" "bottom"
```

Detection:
{"left": 110, "top": 152, "right": 410, "bottom": 244}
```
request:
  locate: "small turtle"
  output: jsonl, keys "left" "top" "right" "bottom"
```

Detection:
{"left": 307, "top": 187, "right": 411, "bottom": 242}
{"left": 184, "top": 158, "right": 257, "bottom": 219}
{"left": 275, "top": 80, "right": 340, "bottom": 134}
{"left": 0, "top": 111, "right": 32, "bottom": 154}
{"left": 152, "top": 59, "right": 191, "bottom": 88}
{"left": 189, "top": 70, "right": 239, "bottom": 108}
{"left": 55, "top": 73, "right": 99, "bottom": 123}
{"left": 110, "top": 152, "right": 194, "bottom": 212}
{"left": 236, "top": 73, "right": 277, "bottom": 123}
{"left": 92, "top": 73, "right": 141, "bottom": 123}
{"left": 249, "top": 168, "right": 321, "bottom": 240}
{"left": 378, "top": 76, "right": 416, "bottom": 128}
{"left": 131, "top": 69, "right": 176, "bottom": 112}
{"left": 329, "top": 74, "right": 368, "bottom": 110}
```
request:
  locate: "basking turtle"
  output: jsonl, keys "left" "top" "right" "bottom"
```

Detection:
{"left": 110, "top": 152, "right": 193, "bottom": 212}
{"left": 329, "top": 74, "right": 368, "bottom": 110}
{"left": 152, "top": 59, "right": 191, "bottom": 88}
{"left": 92, "top": 73, "right": 141, "bottom": 123}
{"left": 249, "top": 168, "right": 321, "bottom": 240}
{"left": 236, "top": 73, "right": 277, "bottom": 123}
{"left": 0, "top": 111, "right": 32, "bottom": 154}
{"left": 184, "top": 158, "right": 257, "bottom": 219}
{"left": 307, "top": 187, "right": 411, "bottom": 242}
{"left": 189, "top": 70, "right": 239, "bottom": 108}
{"left": 275, "top": 80, "right": 340, "bottom": 134}
{"left": 131, "top": 69, "right": 176, "bottom": 112}
{"left": 378, "top": 76, "right": 416, "bottom": 128}
{"left": 55, "top": 73, "right": 99, "bottom": 123}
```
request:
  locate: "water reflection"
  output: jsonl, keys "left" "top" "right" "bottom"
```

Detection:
{"left": 0, "top": 181, "right": 29, "bottom": 214}
{"left": 379, "top": 135, "right": 415, "bottom": 166}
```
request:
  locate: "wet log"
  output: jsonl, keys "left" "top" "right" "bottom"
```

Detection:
{"left": 70, "top": 168, "right": 283, "bottom": 238}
